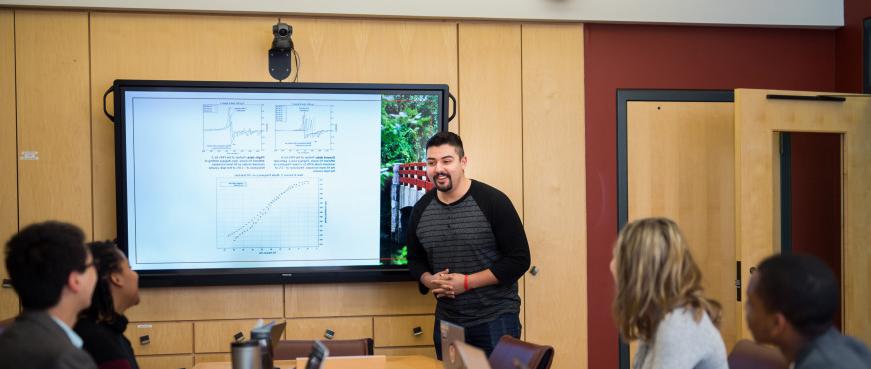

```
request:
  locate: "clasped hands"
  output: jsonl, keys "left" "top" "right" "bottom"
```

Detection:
{"left": 425, "top": 269, "right": 467, "bottom": 299}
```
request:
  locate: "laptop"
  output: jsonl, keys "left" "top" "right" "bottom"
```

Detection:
{"left": 269, "top": 321, "right": 287, "bottom": 345}
{"left": 440, "top": 320, "right": 465, "bottom": 369}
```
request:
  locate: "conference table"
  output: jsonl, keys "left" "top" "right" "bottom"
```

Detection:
{"left": 192, "top": 355, "right": 441, "bottom": 369}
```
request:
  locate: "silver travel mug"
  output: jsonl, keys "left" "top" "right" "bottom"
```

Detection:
{"left": 231, "top": 341, "right": 263, "bottom": 369}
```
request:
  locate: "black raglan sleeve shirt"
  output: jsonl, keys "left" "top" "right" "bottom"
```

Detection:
{"left": 468, "top": 181, "right": 531, "bottom": 285}
{"left": 406, "top": 181, "right": 530, "bottom": 294}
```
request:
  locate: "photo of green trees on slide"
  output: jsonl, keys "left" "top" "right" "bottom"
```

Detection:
{"left": 379, "top": 94, "right": 441, "bottom": 265}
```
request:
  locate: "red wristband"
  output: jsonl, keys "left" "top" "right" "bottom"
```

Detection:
{"left": 464, "top": 274, "right": 470, "bottom": 291}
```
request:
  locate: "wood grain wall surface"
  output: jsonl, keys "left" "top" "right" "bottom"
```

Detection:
{"left": 1, "top": 8, "right": 588, "bottom": 369}
{"left": 15, "top": 11, "right": 92, "bottom": 234}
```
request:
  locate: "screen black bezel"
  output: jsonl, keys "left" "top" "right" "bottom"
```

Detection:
{"left": 113, "top": 79, "right": 449, "bottom": 287}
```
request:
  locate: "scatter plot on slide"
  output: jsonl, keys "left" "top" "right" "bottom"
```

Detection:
{"left": 216, "top": 177, "right": 324, "bottom": 250}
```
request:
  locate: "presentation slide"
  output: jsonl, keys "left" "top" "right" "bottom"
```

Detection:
{"left": 124, "top": 90, "right": 381, "bottom": 270}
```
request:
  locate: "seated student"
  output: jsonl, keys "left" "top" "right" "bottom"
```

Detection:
{"left": 0, "top": 221, "right": 98, "bottom": 369}
{"left": 74, "top": 241, "right": 141, "bottom": 369}
{"left": 610, "top": 217, "right": 728, "bottom": 369}
{"left": 745, "top": 253, "right": 871, "bottom": 369}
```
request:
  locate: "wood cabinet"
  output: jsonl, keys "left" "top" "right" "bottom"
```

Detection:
{"left": 125, "top": 322, "right": 194, "bottom": 356}
{"left": 375, "top": 346, "right": 436, "bottom": 358}
{"left": 373, "top": 315, "right": 435, "bottom": 347}
{"left": 194, "top": 319, "right": 279, "bottom": 353}
{"left": 284, "top": 317, "right": 374, "bottom": 341}
{"left": 137, "top": 355, "right": 194, "bottom": 369}
{"left": 194, "top": 354, "right": 231, "bottom": 364}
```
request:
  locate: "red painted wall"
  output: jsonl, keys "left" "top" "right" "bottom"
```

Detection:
{"left": 789, "top": 132, "right": 842, "bottom": 330}
{"left": 836, "top": 0, "right": 871, "bottom": 92}
{"left": 583, "top": 24, "right": 836, "bottom": 369}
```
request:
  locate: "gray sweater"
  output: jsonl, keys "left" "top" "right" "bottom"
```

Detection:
{"left": 795, "top": 328, "right": 871, "bottom": 369}
{"left": 634, "top": 307, "right": 728, "bottom": 369}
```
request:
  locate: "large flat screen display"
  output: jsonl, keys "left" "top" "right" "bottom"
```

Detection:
{"left": 113, "top": 80, "right": 448, "bottom": 285}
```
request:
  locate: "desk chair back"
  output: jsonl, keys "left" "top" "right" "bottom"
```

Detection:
{"left": 488, "top": 336, "right": 554, "bottom": 369}
{"left": 274, "top": 338, "right": 374, "bottom": 360}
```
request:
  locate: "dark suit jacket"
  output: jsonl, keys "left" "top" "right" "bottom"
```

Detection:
{"left": 0, "top": 310, "right": 98, "bottom": 369}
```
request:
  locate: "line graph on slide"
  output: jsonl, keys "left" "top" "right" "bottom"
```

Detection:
{"left": 216, "top": 177, "right": 324, "bottom": 250}
{"left": 203, "top": 103, "right": 265, "bottom": 152}
{"left": 274, "top": 103, "right": 336, "bottom": 152}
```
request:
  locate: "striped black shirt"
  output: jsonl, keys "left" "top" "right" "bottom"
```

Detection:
{"left": 407, "top": 180, "right": 531, "bottom": 326}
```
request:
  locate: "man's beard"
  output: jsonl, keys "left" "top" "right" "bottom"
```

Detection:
{"left": 434, "top": 173, "right": 453, "bottom": 192}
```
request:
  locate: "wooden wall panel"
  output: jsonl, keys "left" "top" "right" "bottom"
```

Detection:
{"left": 456, "top": 23, "right": 523, "bottom": 212}
{"left": 286, "top": 18, "right": 458, "bottom": 98}
{"left": 15, "top": 10, "right": 92, "bottom": 235}
{"left": 285, "top": 282, "right": 434, "bottom": 317}
{"left": 89, "top": 11, "right": 279, "bottom": 240}
{"left": 626, "top": 101, "right": 737, "bottom": 351}
{"left": 126, "top": 285, "right": 284, "bottom": 322}
{"left": 521, "top": 24, "right": 586, "bottom": 369}
{"left": 734, "top": 89, "right": 871, "bottom": 344}
{"left": 0, "top": 8, "right": 19, "bottom": 319}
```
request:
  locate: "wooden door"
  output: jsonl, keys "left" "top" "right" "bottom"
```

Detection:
{"left": 626, "top": 100, "right": 738, "bottom": 355}
{"left": 734, "top": 89, "right": 871, "bottom": 344}
{"left": 0, "top": 9, "right": 18, "bottom": 319}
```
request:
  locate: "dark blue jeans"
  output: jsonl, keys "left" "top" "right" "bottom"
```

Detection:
{"left": 433, "top": 313, "right": 522, "bottom": 359}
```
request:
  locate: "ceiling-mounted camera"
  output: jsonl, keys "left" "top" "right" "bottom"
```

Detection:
{"left": 272, "top": 23, "right": 293, "bottom": 50}
{"left": 269, "top": 22, "right": 295, "bottom": 81}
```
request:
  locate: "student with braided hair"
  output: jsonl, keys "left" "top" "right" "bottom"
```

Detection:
{"left": 74, "top": 241, "right": 141, "bottom": 369}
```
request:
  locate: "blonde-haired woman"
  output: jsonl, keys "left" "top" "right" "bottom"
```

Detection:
{"left": 611, "top": 217, "right": 727, "bottom": 369}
